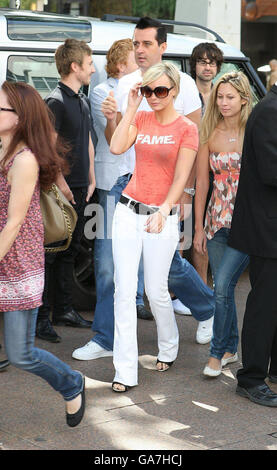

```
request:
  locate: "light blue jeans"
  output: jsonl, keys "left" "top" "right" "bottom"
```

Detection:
{"left": 4, "top": 308, "right": 83, "bottom": 401}
{"left": 207, "top": 228, "right": 249, "bottom": 360}
{"left": 92, "top": 174, "right": 145, "bottom": 351}
{"left": 168, "top": 251, "right": 214, "bottom": 321}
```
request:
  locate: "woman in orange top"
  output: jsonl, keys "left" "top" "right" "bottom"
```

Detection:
{"left": 110, "top": 62, "right": 198, "bottom": 391}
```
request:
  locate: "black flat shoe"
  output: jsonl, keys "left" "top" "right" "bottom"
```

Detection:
{"left": 66, "top": 375, "right": 86, "bottom": 427}
{"left": 53, "top": 310, "right": 92, "bottom": 328}
{"left": 0, "top": 359, "right": 10, "bottom": 371}
{"left": 236, "top": 383, "right": 277, "bottom": 407}
{"left": 156, "top": 359, "right": 174, "bottom": 372}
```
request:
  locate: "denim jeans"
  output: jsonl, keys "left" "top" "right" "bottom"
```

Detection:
{"left": 91, "top": 174, "right": 145, "bottom": 351}
{"left": 168, "top": 251, "right": 215, "bottom": 322}
{"left": 207, "top": 228, "right": 249, "bottom": 360}
{"left": 4, "top": 308, "right": 83, "bottom": 401}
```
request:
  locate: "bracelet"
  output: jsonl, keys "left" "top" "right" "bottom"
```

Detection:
{"left": 158, "top": 209, "right": 168, "bottom": 220}
{"left": 184, "top": 187, "right": 195, "bottom": 196}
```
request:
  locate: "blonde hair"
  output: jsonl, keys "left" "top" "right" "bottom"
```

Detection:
{"left": 106, "top": 38, "right": 134, "bottom": 78}
{"left": 142, "top": 61, "right": 180, "bottom": 96}
{"left": 200, "top": 71, "right": 253, "bottom": 144}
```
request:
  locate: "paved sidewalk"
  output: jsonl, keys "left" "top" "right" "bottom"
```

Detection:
{"left": 1, "top": 271, "right": 277, "bottom": 451}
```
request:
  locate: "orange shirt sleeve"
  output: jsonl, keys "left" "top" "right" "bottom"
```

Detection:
{"left": 180, "top": 119, "right": 199, "bottom": 152}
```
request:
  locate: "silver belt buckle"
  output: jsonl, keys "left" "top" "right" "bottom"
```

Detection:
{"left": 126, "top": 197, "right": 136, "bottom": 210}
{"left": 126, "top": 198, "right": 132, "bottom": 208}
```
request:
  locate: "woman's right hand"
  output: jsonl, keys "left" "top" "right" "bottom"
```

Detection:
{"left": 127, "top": 82, "right": 143, "bottom": 110}
{"left": 193, "top": 228, "right": 207, "bottom": 255}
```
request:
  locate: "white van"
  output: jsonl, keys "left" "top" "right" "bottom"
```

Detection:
{"left": 0, "top": 8, "right": 266, "bottom": 309}
{"left": 0, "top": 10, "right": 266, "bottom": 99}
{"left": 0, "top": 9, "right": 92, "bottom": 96}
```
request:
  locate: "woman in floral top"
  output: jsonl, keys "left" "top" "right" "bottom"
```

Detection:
{"left": 194, "top": 72, "right": 252, "bottom": 377}
{"left": 0, "top": 81, "right": 86, "bottom": 427}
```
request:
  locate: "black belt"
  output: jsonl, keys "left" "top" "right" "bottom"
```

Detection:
{"left": 120, "top": 195, "right": 177, "bottom": 216}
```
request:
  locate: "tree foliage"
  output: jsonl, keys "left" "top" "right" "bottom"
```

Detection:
{"left": 132, "top": 0, "right": 176, "bottom": 19}
{"left": 89, "top": 0, "right": 176, "bottom": 19}
{"left": 0, "top": 0, "right": 38, "bottom": 9}
{"left": 0, "top": 0, "right": 176, "bottom": 19}
{"left": 89, "top": 0, "right": 132, "bottom": 18}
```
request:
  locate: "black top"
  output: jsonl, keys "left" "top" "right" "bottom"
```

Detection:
{"left": 228, "top": 85, "right": 277, "bottom": 258}
{"left": 45, "top": 82, "right": 91, "bottom": 188}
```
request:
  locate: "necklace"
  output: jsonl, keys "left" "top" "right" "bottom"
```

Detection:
{"left": 217, "top": 125, "right": 239, "bottom": 143}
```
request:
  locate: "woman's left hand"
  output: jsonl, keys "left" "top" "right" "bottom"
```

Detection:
{"left": 144, "top": 211, "right": 166, "bottom": 233}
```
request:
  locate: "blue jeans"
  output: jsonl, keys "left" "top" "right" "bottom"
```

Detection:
{"left": 168, "top": 251, "right": 214, "bottom": 321}
{"left": 207, "top": 228, "right": 249, "bottom": 360}
{"left": 92, "top": 174, "right": 145, "bottom": 351}
{"left": 4, "top": 308, "right": 83, "bottom": 401}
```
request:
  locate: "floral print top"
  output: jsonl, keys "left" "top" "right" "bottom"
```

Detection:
{"left": 0, "top": 148, "right": 44, "bottom": 312}
{"left": 205, "top": 152, "right": 241, "bottom": 240}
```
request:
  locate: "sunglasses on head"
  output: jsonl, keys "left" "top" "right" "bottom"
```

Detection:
{"left": 140, "top": 85, "right": 174, "bottom": 99}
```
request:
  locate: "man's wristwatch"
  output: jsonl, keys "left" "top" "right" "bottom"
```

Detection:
{"left": 183, "top": 188, "right": 195, "bottom": 197}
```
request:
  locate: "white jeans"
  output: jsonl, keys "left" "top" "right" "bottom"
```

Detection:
{"left": 112, "top": 201, "right": 180, "bottom": 386}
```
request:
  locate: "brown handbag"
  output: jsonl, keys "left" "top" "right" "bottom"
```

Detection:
{"left": 40, "top": 183, "right": 78, "bottom": 253}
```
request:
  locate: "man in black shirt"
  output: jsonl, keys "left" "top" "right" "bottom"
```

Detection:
{"left": 36, "top": 39, "right": 96, "bottom": 342}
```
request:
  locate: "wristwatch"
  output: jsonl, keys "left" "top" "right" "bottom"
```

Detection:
{"left": 183, "top": 188, "right": 195, "bottom": 197}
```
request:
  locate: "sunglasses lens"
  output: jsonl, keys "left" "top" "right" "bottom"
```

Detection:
{"left": 140, "top": 86, "right": 171, "bottom": 98}
{"left": 140, "top": 86, "right": 152, "bottom": 98}
{"left": 155, "top": 87, "right": 168, "bottom": 98}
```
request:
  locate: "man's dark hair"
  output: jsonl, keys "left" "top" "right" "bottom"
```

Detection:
{"left": 189, "top": 42, "right": 224, "bottom": 80}
{"left": 135, "top": 16, "right": 167, "bottom": 45}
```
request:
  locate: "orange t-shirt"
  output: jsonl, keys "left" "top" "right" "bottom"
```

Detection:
{"left": 123, "top": 111, "right": 199, "bottom": 206}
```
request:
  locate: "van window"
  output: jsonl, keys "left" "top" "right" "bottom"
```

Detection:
{"left": 7, "top": 16, "right": 91, "bottom": 42}
{"left": 7, "top": 56, "right": 59, "bottom": 97}
{"left": 163, "top": 58, "right": 183, "bottom": 71}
